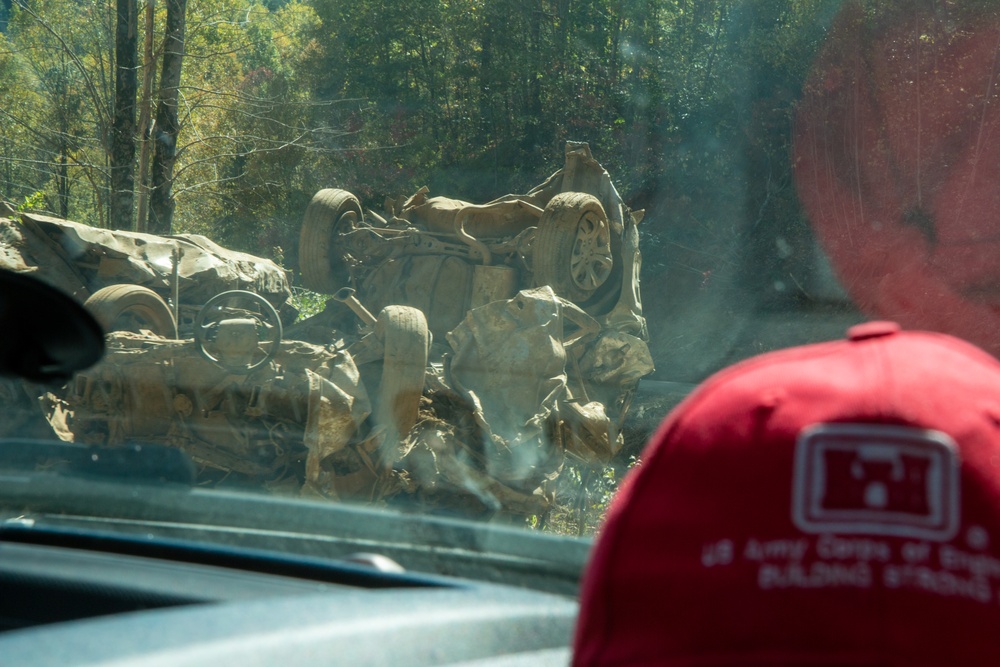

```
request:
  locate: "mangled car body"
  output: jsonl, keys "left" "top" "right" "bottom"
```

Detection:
{"left": 0, "top": 209, "right": 292, "bottom": 337}
{"left": 297, "top": 141, "right": 652, "bottom": 436}
{"left": 0, "top": 142, "right": 653, "bottom": 518}
{"left": 300, "top": 142, "right": 646, "bottom": 339}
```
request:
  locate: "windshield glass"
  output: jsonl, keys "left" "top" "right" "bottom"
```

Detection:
{"left": 0, "top": 0, "right": 986, "bottom": 579}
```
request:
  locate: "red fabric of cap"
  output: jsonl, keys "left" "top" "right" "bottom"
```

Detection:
{"left": 573, "top": 325, "right": 1000, "bottom": 666}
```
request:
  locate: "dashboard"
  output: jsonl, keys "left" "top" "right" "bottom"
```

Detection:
{"left": 0, "top": 536, "right": 576, "bottom": 666}
{"left": 0, "top": 442, "right": 583, "bottom": 667}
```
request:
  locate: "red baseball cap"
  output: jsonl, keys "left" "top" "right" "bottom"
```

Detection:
{"left": 573, "top": 322, "right": 1000, "bottom": 666}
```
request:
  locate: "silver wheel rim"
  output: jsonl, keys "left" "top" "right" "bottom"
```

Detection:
{"left": 570, "top": 212, "right": 613, "bottom": 291}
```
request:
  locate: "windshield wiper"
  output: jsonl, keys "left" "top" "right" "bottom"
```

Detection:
{"left": 0, "top": 439, "right": 196, "bottom": 486}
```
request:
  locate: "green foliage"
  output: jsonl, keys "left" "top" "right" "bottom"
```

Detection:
{"left": 1, "top": 0, "right": 113, "bottom": 223}
{"left": 288, "top": 285, "right": 328, "bottom": 321}
{"left": 533, "top": 455, "right": 641, "bottom": 536}
{"left": 17, "top": 190, "right": 46, "bottom": 211}
{"left": 1, "top": 0, "right": 841, "bottom": 289}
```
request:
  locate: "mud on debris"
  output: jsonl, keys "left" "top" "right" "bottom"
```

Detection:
{"left": 0, "top": 142, "right": 654, "bottom": 519}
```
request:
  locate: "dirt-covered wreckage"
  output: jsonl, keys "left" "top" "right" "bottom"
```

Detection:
{"left": 0, "top": 142, "right": 653, "bottom": 518}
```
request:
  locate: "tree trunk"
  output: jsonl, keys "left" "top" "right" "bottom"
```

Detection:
{"left": 147, "top": 0, "right": 186, "bottom": 235}
{"left": 110, "top": 0, "right": 137, "bottom": 230}
{"left": 135, "top": 0, "right": 156, "bottom": 232}
{"left": 57, "top": 143, "right": 69, "bottom": 219}
{"left": 523, "top": 3, "right": 543, "bottom": 156}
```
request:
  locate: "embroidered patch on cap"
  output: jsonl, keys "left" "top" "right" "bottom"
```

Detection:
{"left": 792, "top": 424, "right": 961, "bottom": 541}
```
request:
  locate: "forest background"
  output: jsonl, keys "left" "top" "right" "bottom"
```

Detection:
{"left": 0, "top": 0, "right": 846, "bottom": 382}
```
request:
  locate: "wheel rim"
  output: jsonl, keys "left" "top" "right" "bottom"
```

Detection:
{"left": 571, "top": 212, "right": 613, "bottom": 291}
{"left": 337, "top": 209, "right": 358, "bottom": 233}
{"left": 329, "top": 210, "right": 358, "bottom": 259}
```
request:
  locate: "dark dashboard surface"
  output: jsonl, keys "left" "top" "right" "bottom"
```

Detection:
{"left": 0, "top": 538, "right": 576, "bottom": 667}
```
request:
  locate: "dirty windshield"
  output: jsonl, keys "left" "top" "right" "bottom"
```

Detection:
{"left": 0, "top": 0, "right": 992, "bottom": 554}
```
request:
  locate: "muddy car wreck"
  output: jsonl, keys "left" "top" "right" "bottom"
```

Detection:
{"left": 0, "top": 204, "right": 292, "bottom": 337}
{"left": 300, "top": 142, "right": 646, "bottom": 341}
{"left": 1, "top": 142, "right": 653, "bottom": 519}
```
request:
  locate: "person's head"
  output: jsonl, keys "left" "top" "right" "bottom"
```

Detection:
{"left": 574, "top": 322, "right": 1000, "bottom": 666}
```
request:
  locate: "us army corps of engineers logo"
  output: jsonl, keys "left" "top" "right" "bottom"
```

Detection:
{"left": 792, "top": 424, "right": 961, "bottom": 541}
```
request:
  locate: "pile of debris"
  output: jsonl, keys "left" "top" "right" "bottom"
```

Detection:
{"left": 0, "top": 142, "right": 654, "bottom": 519}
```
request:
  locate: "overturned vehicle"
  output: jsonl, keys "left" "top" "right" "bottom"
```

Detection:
{"left": 1, "top": 142, "right": 653, "bottom": 518}
{"left": 300, "top": 142, "right": 646, "bottom": 341}
{"left": 0, "top": 204, "right": 292, "bottom": 338}
{"left": 297, "top": 141, "right": 651, "bottom": 426}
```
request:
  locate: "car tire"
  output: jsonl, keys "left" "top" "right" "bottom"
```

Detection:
{"left": 374, "top": 305, "right": 428, "bottom": 451}
{"left": 85, "top": 284, "right": 178, "bottom": 338}
{"left": 299, "top": 188, "right": 363, "bottom": 293}
{"left": 533, "top": 192, "right": 614, "bottom": 304}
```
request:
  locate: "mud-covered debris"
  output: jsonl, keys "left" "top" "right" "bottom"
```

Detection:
{"left": 47, "top": 331, "right": 369, "bottom": 485}
{"left": 3, "top": 142, "right": 655, "bottom": 519}
{"left": 0, "top": 212, "right": 292, "bottom": 332}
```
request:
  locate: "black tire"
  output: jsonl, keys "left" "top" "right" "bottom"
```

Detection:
{"left": 533, "top": 192, "right": 614, "bottom": 304}
{"left": 374, "top": 305, "right": 428, "bottom": 447}
{"left": 84, "top": 284, "right": 178, "bottom": 338}
{"left": 299, "top": 189, "right": 363, "bottom": 293}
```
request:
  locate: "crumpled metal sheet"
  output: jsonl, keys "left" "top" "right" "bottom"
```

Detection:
{"left": 0, "top": 213, "right": 290, "bottom": 306}
{"left": 444, "top": 286, "right": 653, "bottom": 473}
{"left": 577, "top": 330, "right": 655, "bottom": 388}
{"left": 443, "top": 286, "right": 624, "bottom": 492}
{"left": 0, "top": 216, "right": 92, "bottom": 301}
{"left": 447, "top": 286, "right": 569, "bottom": 450}
{"left": 47, "top": 333, "right": 370, "bottom": 485}
{"left": 401, "top": 195, "right": 541, "bottom": 239}
{"left": 303, "top": 355, "right": 371, "bottom": 487}
{"left": 362, "top": 255, "right": 474, "bottom": 339}
{"left": 560, "top": 400, "right": 617, "bottom": 462}
{"left": 399, "top": 423, "right": 557, "bottom": 516}
{"left": 489, "top": 141, "right": 628, "bottom": 233}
